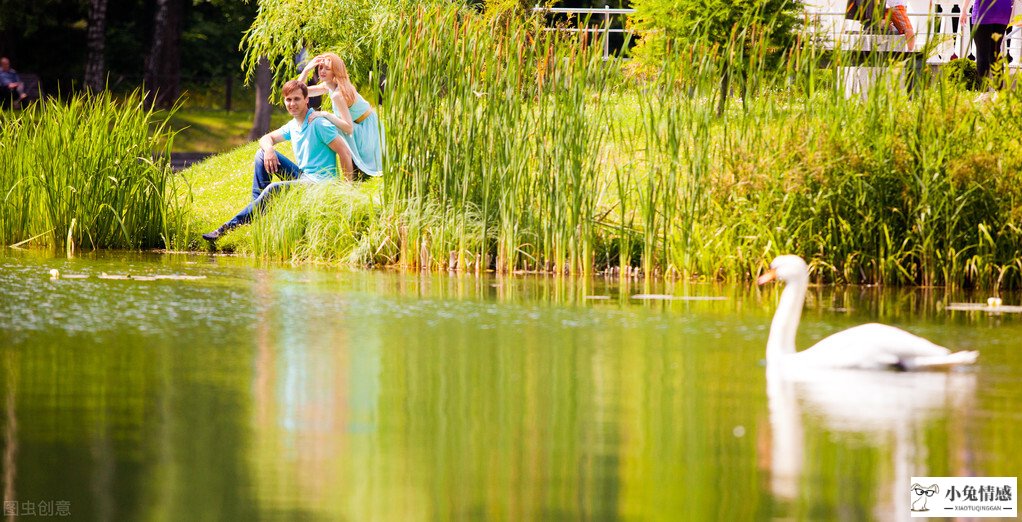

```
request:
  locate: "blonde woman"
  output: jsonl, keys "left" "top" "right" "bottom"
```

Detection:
{"left": 298, "top": 53, "right": 383, "bottom": 177}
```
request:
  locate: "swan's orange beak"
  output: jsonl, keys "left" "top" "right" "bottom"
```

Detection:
{"left": 757, "top": 268, "right": 777, "bottom": 286}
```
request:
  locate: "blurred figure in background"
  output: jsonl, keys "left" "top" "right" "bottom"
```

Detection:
{"left": 960, "top": 0, "right": 1014, "bottom": 88}
{"left": 885, "top": 0, "right": 917, "bottom": 51}
{"left": 0, "top": 57, "right": 28, "bottom": 107}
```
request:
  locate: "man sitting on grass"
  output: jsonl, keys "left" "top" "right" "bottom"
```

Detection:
{"left": 203, "top": 79, "right": 354, "bottom": 242}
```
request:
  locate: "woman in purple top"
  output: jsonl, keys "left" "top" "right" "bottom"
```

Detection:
{"left": 960, "top": 0, "right": 1015, "bottom": 87}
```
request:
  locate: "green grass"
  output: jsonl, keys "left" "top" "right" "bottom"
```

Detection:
{"left": 175, "top": 142, "right": 267, "bottom": 251}
{"left": 10, "top": 6, "right": 1015, "bottom": 288}
{"left": 168, "top": 6, "right": 1022, "bottom": 289}
{"left": 164, "top": 108, "right": 290, "bottom": 153}
{"left": 145, "top": 80, "right": 291, "bottom": 153}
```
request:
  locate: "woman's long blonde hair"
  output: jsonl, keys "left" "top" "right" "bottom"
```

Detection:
{"left": 315, "top": 52, "right": 357, "bottom": 108}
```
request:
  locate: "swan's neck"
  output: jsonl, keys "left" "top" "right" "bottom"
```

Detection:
{"left": 767, "top": 276, "right": 807, "bottom": 362}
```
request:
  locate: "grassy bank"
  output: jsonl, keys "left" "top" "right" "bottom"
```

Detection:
{"left": 176, "top": 6, "right": 1022, "bottom": 288}
{"left": 10, "top": 6, "right": 1018, "bottom": 289}
{"left": 182, "top": 89, "right": 1022, "bottom": 289}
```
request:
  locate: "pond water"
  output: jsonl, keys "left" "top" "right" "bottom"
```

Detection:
{"left": 0, "top": 250, "right": 1019, "bottom": 521}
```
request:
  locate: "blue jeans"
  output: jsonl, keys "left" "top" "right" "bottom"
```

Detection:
{"left": 224, "top": 150, "right": 306, "bottom": 228}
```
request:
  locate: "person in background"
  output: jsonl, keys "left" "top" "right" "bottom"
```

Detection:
{"left": 960, "top": 0, "right": 1014, "bottom": 88}
{"left": 202, "top": 80, "right": 353, "bottom": 242}
{"left": 0, "top": 57, "right": 29, "bottom": 105}
{"left": 297, "top": 53, "right": 384, "bottom": 177}
{"left": 885, "top": 0, "right": 917, "bottom": 51}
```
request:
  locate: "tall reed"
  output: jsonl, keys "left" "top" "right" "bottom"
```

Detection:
{"left": 229, "top": 3, "right": 1022, "bottom": 289}
{"left": 0, "top": 92, "right": 181, "bottom": 251}
{"left": 381, "top": 6, "right": 614, "bottom": 274}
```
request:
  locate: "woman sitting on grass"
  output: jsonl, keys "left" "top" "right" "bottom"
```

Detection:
{"left": 298, "top": 52, "right": 384, "bottom": 177}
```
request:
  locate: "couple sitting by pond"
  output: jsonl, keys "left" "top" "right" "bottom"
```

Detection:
{"left": 203, "top": 53, "right": 383, "bottom": 242}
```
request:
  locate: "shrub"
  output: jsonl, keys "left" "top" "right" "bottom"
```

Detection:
{"left": 941, "top": 58, "right": 977, "bottom": 89}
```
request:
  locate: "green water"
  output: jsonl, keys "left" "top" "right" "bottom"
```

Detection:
{"left": 0, "top": 250, "right": 1019, "bottom": 521}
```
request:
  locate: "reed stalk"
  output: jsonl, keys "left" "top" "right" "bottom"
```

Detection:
{"left": 0, "top": 91, "right": 181, "bottom": 251}
{"left": 208, "top": 3, "right": 1022, "bottom": 289}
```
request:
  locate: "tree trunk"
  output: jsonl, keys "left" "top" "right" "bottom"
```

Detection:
{"left": 84, "top": 0, "right": 108, "bottom": 93}
{"left": 144, "top": 0, "right": 183, "bottom": 109}
{"left": 225, "top": 75, "right": 233, "bottom": 113}
{"left": 249, "top": 56, "right": 272, "bottom": 141}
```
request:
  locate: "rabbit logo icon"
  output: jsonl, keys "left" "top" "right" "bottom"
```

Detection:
{"left": 911, "top": 483, "right": 939, "bottom": 512}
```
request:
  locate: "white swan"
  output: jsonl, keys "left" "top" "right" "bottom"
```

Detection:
{"left": 758, "top": 255, "right": 979, "bottom": 371}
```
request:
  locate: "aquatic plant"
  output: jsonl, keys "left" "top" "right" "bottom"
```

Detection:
{"left": 380, "top": 6, "right": 615, "bottom": 275}
{"left": 209, "top": 3, "right": 1022, "bottom": 288}
{"left": 0, "top": 91, "right": 182, "bottom": 251}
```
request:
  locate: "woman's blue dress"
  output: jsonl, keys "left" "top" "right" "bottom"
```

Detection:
{"left": 331, "top": 88, "right": 384, "bottom": 177}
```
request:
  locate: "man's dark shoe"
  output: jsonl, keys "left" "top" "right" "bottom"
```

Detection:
{"left": 202, "top": 227, "right": 225, "bottom": 242}
{"left": 203, "top": 222, "right": 239, "bottom": 242}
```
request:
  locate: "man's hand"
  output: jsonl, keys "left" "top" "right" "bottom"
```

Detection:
{"left": 262, "top": 149, "right": 280, "bottom": 174}
{"left": 258, "top": 131, "right": 285, "bottom": 173}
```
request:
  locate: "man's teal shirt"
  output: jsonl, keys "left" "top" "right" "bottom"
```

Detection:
{"left": 278, "top": 108, "right": 340, "bottom": 181}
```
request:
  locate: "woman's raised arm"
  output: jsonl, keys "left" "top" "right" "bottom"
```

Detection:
{"left": 297, "top": 58, "right": 330, "bottom": 97}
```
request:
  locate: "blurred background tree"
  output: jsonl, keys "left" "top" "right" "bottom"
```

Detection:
{"left": 627, "top": 0, "right": 803, "bottom": 113}
{"left": 0, "top": 0, "right": 255, "bottom": 108}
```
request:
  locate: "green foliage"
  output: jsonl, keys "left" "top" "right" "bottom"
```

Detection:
{"left": 182, "top": 2, "right": 1022, "bottom": 288}
{"left": 941, "top": 58, "right": 978, "bottom": 90}
{"left": 0, "top": 92, "right": 183, "bottom": 251}
{"left": 1, "top": 0, "right": 256, "bottom": 94}
{"left": 482, "top": 0, "right": 535, "bottom": 24}
{"left": 627, "top": 0, "right": 804, "bottom": 75}
{"left": 383, "top": 4, "right": 614, "bottom": 274}
{"left": 241, "top": 0, "right": 461, "bottom": 93}
{"left": 180, "top": 1, "right": 260, "bottom": 82}
{"left": 0, "top": 0, "right": 86, "bottom": 88}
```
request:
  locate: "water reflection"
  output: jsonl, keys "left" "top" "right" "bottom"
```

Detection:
{"left": 3, "top": 353, "right": 16, "bottom": 522}
{"left": 767, "top": 367, "right": 976, "bottom": 520}
{"left": 1, "top": 252, "right": 1020, "bottom": 520}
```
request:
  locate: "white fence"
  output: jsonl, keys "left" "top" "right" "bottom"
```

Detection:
{"left": 534, "top": 2, "right": 1022, "bottom": 67}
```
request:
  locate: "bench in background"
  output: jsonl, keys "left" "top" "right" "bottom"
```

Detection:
{"left": 19, "top": 73, "right": 42, "bottom": 103}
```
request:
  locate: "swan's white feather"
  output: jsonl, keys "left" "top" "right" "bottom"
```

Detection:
{"left": 793, "top": 323, "right": 950, "bottom": 370}
{"left": 763, "top": 255, "right": 978, "bottom": 371}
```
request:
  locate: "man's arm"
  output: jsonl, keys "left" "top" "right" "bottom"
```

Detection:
{"left": 327, "top": 136, "right": 354, "bottom": 181}
{"left": 1, "top": 70, "right": 19, "bottom": 89}
{"left": 259, "top": 130, "right": 286, "bottom": 174}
